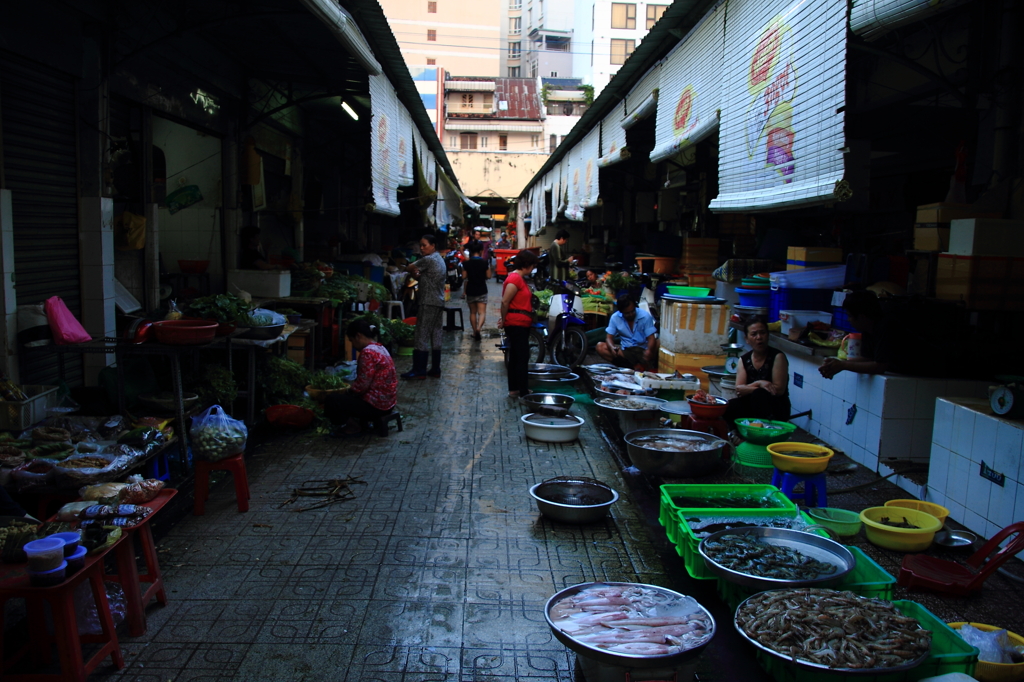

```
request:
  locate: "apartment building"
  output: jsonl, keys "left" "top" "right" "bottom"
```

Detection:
{"left": 572, "top": 0, "right": 668, "bottom": 95}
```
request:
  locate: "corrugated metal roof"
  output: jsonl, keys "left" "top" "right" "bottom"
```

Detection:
{"left": 493, "top": 78, "right": 540, "bottom": 120}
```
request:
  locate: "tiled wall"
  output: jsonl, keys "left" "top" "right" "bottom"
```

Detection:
{"left": 786, "top": 353, "right": 989, "bottom": 472}
{"left": 159, "top": 207, "right": 222, "bottom": 275}
{"left": 927, "top": 398, "right": 1023, "bottom": 540}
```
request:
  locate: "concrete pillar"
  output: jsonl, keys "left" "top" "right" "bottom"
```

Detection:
{"left": 144, "top": 203, "right": 160, "bottom": 310}
{"left": 0, "top": 191, "right": 19, "bottom": 383}
{"left": 79, "top": 197, "right": 115, "bottom": 385}
{"left": 222, "top": 121, "right": 240, "bottom": 275}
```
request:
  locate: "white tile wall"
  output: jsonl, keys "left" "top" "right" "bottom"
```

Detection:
{"left": 932, "top": 398, "right": 1024, "bottom": 539}
{"left": 158, "top": 207, "right": 223, "bottom": 275}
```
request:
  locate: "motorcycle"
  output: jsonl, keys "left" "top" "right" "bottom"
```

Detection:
{"left": 445, "top": 252, "right": 464, "bottom": 292}
{"left": 547, "top": 280, "right": 589, "bottom": 367}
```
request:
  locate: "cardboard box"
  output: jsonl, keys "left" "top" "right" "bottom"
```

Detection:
{"left": 287, "top": 331, "right": 308, "bottom": 364}
{"left": 913, "top": 226, "right": 950, "bottom": 251}
{"left": 682, "top": 238, "right": 719, "bottom": 270}
{"left": 915, "top": 202, "right": 1001, "bottom": 224}
{"left": 657, "top": 348, "right": 723, "bottom": 390}
{"left": 935, "top": 254, "right": 1024, "bottom": 311}
{"left": 948, "top": 219, "right": 1024, "bottom": 257}
{"left": 786, "top": 247, "right": 843, "bottom": 270}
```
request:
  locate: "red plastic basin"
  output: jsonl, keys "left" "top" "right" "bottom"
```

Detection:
{"left": 152, "top": 320, "right": 218, "bottom": 345}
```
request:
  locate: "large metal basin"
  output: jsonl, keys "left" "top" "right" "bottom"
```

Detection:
{"left": 519, "top": 393, "right": 575, "bottom": 416}
{"left": 594, "top": 395, "right": 667, "bottom": 420}
{"left": 528, "top": 363, "right": 571, "bottom": 379}
{"left": 624, "top": 429, "right": 727, "bottom": 477}
{"left": 529, "top": 477, "right": 618, "bottom": 523}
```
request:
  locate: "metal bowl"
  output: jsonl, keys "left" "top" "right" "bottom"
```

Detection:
{"left": 699, "top": 527, "right": 854, "bottom": 591}
{"left": 594, "top": 395, "right": 667, "bottom": 420}
{"left": 528, "top": 363, "right": 572, "bottom": 379}
{"left": 521, "top": 413, "right": 584, "bottom": 442}
{"left": 623, "top": 429, "right": 727, "bottom": 477}
{"left": 529, "top": 476, "right": 618, "bottom": 523}
{"left": 545, "top": 582, "right": 716, "bottom": 668}
{"left": 238, "top": 324, "right": 286, "bottom": 340}
{"left": 733, "top": 590, "right": 930, "bottom": 677}
{"left": 934, "top": 528, "right": 978, "bottom": 551}
{"left": 529, "top": 372, "right": 580, "bottom": 388}
{"left": 519, "top": 393, "right": 575, "bottom": 417}
{"left": 595, "top": 385, "right": 656, "bottom": 398}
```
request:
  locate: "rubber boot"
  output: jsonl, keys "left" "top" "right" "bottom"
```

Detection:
{"left": 427, "top": 349, "right": 442, "bottom": 378}
{"left": 401, "top": 350, "right": 428, "bottom": 379}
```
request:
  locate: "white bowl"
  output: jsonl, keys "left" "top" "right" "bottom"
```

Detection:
{"left": 521, "top": 413, "right": 584, "bottom": 442}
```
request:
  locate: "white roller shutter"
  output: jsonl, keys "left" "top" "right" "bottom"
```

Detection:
{"left": 581, "top": 128, "right": 600, "bottom": 209}
{"left": 396, "top": 106, "right": 414, "bottom": 187}
{"left": 850, "top": 0, "right": 970, "bottom": 41}
{"left": 598, "top": 103, "right": 629, "bottom": 167}
{"left": 650, "top": 4, "right": 725, "bottom": 163}
{"left": 368, "top": 73, "right": 400, "bottom": 216}
{"left": 709, "top": 0, "right": 847, "bottom": 212}
{"left": 625, "top": 64, "right": 661, "bottom": 116}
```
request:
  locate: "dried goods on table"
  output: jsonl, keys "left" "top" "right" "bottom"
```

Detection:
{"left": 735, "top": 588, "right": 931, "bottom": 670}
{"left": 32, "top": 426, "right": 71, "bottom": 443}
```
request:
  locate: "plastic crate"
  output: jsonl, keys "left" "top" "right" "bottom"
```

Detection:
{"left": 0, "top": 385, "right": 58, "bottom": 431}
{"left": 660, "top": 484, "right": 797, "bottom": 518}
{"left": 769, "top": 288, "right": 834, "bottom": 322}
{"left": 716, "top": 546, "right": 896, "bottom": 609}
{"left": 671, "top": 509, "right": 819, "bottom": 580}
{"left": 748, "top": 599, "right": 978, "bottom": 682}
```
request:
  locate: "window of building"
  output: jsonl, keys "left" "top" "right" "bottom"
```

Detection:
{"left": 527, "top": 9, "right": 532, "bottom": 27}
{"left": 611, "top": 3, "right": 636, "bottom": 29}
{"left": 449, "top": 136, "right": 457, "bottom": 147}
{"left": 481, "top": 136, "right": 489, "bottom": 148}
{"left": 550, "top": 71, "right": 558, "bottom": 77}
{"left": 460, "top": 133, "right": 478, "bottom": 150}
{"left": 508, "top": 66, "right": 521, "bottom": 77}
{"left": 531, "top": 61, "right": 538, "bottom": 77}
{"left": 531, "top": 134, "right": 539, "bottom": 148}
{"left": 510, "top": 17, "right": 521, "bottom": 34}
{"left": 427, "top": 1, "right": 437, "bottom": 12}
{"left": 509, "top": 42, "right": 521, "bottom": 59}
{"left": 461, "top": 93, "right": 474, "bottom": 108}
{"left": 499, "top": 135, "right": 508, "bottom": 151}
{"left": 510, "top": 0, "right": 520, "bottom": 8}
{"left": 549, "top": 134, "right": 557, "bottom": 153}
{"left": 610, "top": 38, "right": 635, "bottom": 64}
{"left": 483, "top": 93, "right": 494, "bottom": 108}
{"left": 426, "top": 58, "right": 436, "bottom": 65}
{"left": 646, "top": 4, "right": 667, "bottom": 28}
{"left": 427, "top": 29, "right": 437, "bottom": 41}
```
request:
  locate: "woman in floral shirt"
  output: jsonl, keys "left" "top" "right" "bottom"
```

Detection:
{"left": 325, "top": 319, "right": 398, "bottom": 435}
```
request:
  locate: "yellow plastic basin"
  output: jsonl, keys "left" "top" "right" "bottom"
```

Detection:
{"left": 884, "top": 498, "right": 950, "bottom": 526}
{"left": 860, "top": 506, "right": 942, "bottom": 552}
{"left": 767, "top": 442, "right": 834, "bottom": 474}
{"left": 947, "top": 623, "right": 1024, "bottom": 682}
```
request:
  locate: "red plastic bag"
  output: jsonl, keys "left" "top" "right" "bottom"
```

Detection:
{"left": 44, "top": 296, "right": 91, "bottom": 345}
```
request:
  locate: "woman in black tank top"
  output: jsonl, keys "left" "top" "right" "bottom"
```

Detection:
{"left": 723, "top": 318, "right": 791, "bottom": 424}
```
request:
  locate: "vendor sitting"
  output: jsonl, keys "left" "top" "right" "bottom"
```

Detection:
{"left": 578, "top": 268, "right": 605, "bottom": 294}
{"left": 596, "top": 295, "right": 659, "bottom": 370}
{"left": 325, "top": 319, "right": 398, "bottom": 435}
{"left": 723, "top": 317, "right": 791, "bottom": 424}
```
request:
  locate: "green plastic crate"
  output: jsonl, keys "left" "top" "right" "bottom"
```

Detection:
{"left": 674, "top": 509, "right": 820, "bottom": 581}
{"left": 660, "top": 484, "right": 796, "bottom": 521}
{"left": 717, "top": 546, "right": 896, "bottom": 609}
{"left": 748, "top": 599, "right": 978, "bottom": 682}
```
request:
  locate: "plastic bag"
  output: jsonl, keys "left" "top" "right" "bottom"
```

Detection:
{"left": 165, "top": 299, "right": 184, "bottom": 320}
{"left": 957, "top": 624, "right": 1017, "bottom": 663}
{"left": 191, "top": 405, "right": 247, "bottom": 462}
{"left": 57, "top": 501, "right": 95, "bottom": 521}
{"left": 73, "top": 581, "right": 126, "bottom": 635}
{"left": 79, "top": 482, "right": 128, "bottom": 502}
{"left": 120, "top": 479, "right": 165, "bottom": 504}
{"left": 44, "top": 296, "right": 92, "bottom": 345}
{"left": 114, "top": 211, "right": 146, "bottom": 250}
{"left": 52, "top": 453, "right": 133, "bottom": 489}
{"left": 248, "top": 308, "right": 287, "bottom": 326}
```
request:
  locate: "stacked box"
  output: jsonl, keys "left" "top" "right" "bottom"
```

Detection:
{"left": 935, "top": 254, "right": 1024, "bottom": 311}
{"left": 786, "top": 247, "right": 843, "bottom": 270}
{"left": 287, "top": 331, "right": 308, "bottom": 364}
{"left": 913, "top": 202, "right": 1001, "bottom": 252}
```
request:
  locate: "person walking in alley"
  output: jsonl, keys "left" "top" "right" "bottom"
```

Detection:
{"left": 498, "top": 249, "right": 539, "bottom": 398}
{"left": 550, "top": 229, "right": 575, "bottom": 283}
{"left": 326, "top": 318, "right": 398, "bottom": 435}
{"left": 463, "top": 240, "right": 491, "bottom": 340}
{"left": 402, "top": 233, "right": 446, "bottom": 379}
{"left": 596, "top": 295, "right": 659, "bottom": 370}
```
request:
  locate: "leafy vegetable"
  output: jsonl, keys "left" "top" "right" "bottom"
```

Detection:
{"left": 308, "top": 372, "right": 349, "bottom": 391}
{"left": 606, "top": 271, "right": 638, "bottom": 292}
{"left": 276, "top": 308, "right": 300, "bottom": 316}
{"left": 258, "top": 356, "right": 311, "bottom": 405}
{"left": 242, "top": 313, "right": 275, "bottom": 327}
{"left": 190, "top": 365, "right": 238, "bottom": 407}
{"left": 186, "top": 294, "right": 252, "bottom": 324}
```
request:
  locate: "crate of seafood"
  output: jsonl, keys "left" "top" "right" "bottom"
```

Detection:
{"left": 743, "top": 594, "right": 978, "bottom": 682}
{"left": 716, "top": 546, "right": 896, "bottom": 606}
{"left": 634, "top": 371, "right": 701, "bottom": 392}
{"left": 659, "top": 484, "right": 797, "bottom": 532}
{"left": 667, "top": 509, "right": 822, "bottom": 580}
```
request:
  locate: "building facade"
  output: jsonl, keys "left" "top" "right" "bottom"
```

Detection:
{"left": 572, "top": 0, "right": 668, "bottom": 95}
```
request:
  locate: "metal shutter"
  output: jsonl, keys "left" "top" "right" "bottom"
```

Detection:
{"left": 1, "top": 51, "right": 82, "bottom": 386}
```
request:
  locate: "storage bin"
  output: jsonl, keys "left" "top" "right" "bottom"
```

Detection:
{"left": 769, "top": 288, "right": 834, "bottom": 322}
{"left": 778, "top": 310, "right": 832, "bottom": 335}
{"left": 770, "top": 265, "right": 846, "bottom": 289}
{"left": 831, "top": 305, "right": 856, "bottom": 332}
{"left": 736, "top": 288, "right": 771, "bottom": 308}
{"left": 0, "top": 385, "right": 58, "bottom": 431}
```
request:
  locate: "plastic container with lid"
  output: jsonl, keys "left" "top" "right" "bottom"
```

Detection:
{"left": 65, "top": 545, "right": 87, "bottom": 574}
{"left": 29, "top": 560, "right": 67, "bottom": 587}
{"left": 51, "top": 531, "right": 82, "bottom": 557}
{"left": 24, "top": 537, "right": 65, "bottom": 572}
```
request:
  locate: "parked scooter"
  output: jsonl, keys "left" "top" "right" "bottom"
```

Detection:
{"left": 548, "top": 281, "right": 588, "bottom": 367}
{"left": 445, "top": 252, "right": 464, "bottom": 292}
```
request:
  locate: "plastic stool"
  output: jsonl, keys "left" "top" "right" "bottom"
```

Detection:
{"left": 771, "top": 469, "right": 827, "bottom": 508}
{"left": 363, "top": 409, "right": 404, "bottom": 436}
{"left": 382, "top": 300, "right": 405, "bottom": 320}
{"left": 193, "top": 453, "right": 250, "bottom": 515}
{"left": 443, "top": 306, "right": 465, "bottom": 331}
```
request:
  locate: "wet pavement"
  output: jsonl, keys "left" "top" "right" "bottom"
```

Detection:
{"left": 51, "top": 279, "right": 1023, "bottom": 680}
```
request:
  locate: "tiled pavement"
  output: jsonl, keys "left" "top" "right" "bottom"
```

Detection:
{"left": 64, "top": 279, "right": 1024, "bottom": 680}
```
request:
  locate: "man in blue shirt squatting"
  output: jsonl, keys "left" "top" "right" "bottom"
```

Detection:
{"left": 596, "top": 294, "right": 659, "bottom": 371}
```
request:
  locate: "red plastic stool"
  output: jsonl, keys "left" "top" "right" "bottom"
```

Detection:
{"left": 193, "top": 453, "right": 250, "bottom": 516}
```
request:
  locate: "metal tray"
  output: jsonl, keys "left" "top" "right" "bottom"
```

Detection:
{"left": 698, "top": 527, "right": 854, "bottom": 591}
{"left": 733, "top": 591, "right": 930, "bottom": 677}
{"left": 659, "top": 401, "right": 693, "bottom": 416}
{"left": 528, "top": 363, "right": 572, "bottom": 378}
{"left": 594, "top": 395, "right": 667, "bottom": 419}
{"left": 546, "top": 582, "right": 716, "bottom": 668}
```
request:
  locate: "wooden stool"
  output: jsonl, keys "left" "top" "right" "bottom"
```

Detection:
{"left": 363, "top": 409, "right": 403, "bottom": 436}
{"left": 193, "top": 453, "right": 250, "bottom": 516}
{"left": 443, "top": 307, "right": 464, "bottom": 330}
